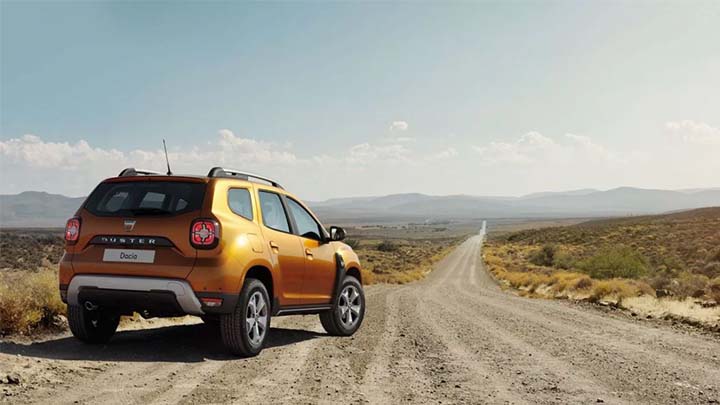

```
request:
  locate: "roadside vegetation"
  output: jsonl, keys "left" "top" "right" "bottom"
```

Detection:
{"left": 0, "top": 224, "right": 468, "bottom": 336}
{"left": 485, "top": 207, "right": 720, "bottom": 327}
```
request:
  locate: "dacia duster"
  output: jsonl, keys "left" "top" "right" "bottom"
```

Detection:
{"left": 59, "top": 167, "right": 365, "bottom": 357}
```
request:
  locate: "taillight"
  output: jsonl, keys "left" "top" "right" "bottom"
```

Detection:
{"left": 190, "top": 219, "right": 220, "bottom": 249}
{"left": 65, "top": 217, "right": 81, "bottom": 244}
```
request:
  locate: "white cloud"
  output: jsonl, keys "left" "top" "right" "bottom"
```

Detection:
{"left": 389, "top": 121, "right": 409, "bottom": 132}
{"left": 472, "top": 131, "right": 556, "bottom": 165}
{"left": 430, "top": 147, "right": 459, "bottom": 160}
{"left": 2, "top": 122, "right": 718, "bottom": 199}
{"left": 347, "top": 142, "right": 411, "bottom": 165}
{"left": 666, "top": 120, "right": 720, "bottom": 145}
{"left": 0, "top": 130, "right": 299, "bottom": 171}
{"left": 0, "top": 134, "right": 126, "bottom": 169}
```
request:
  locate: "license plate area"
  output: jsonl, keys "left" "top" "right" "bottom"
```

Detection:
{"left": 102, "top": 249, "right": 155, "bottom": 264}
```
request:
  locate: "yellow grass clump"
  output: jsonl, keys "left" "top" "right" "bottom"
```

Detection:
{"left": 0, "top": 268, "right": 66, "bottom": 335}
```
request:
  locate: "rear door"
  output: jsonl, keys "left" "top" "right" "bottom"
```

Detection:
{"left": 256, "top": 189, "right": 306, "bottom": 306}
{"left": 285, "top": 197, "right": 336, "bottom": 305}
{"left": 71, "top": 178, "right": 207, "bottom": 279}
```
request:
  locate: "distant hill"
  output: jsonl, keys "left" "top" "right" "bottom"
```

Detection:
{"left": 0, "top": 192, "right": 85, "bottom": 228}
{"left": 311, "top": 187, "right": 720, "bottom": 222}
{"left": 1, "top": 187, "right": 719, "bottom": 227}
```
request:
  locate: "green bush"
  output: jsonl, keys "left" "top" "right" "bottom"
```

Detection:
{"left": 670, "top": 272, "right": 709, "bottom": 298}
{"left": 344, "top": 239, "right": 360, "bottom": 249}
{"left": 377, "top": 240, "right": 400, "bottom": 252}
{"left": 529, "top": 245, "right": 556, "bottom": 267}
{"left": 577, "top": 246, "right": 649, "bottom": 279}
{"left": 700, "top": 262, "right": 720, "bottom": 278}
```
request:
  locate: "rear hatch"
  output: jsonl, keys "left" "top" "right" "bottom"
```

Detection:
{"left": 70, "top": 177, "right": 208, "bottom": 279}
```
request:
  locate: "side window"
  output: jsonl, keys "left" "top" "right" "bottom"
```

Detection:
{"left": 228, "top": 188, "right": 253, "bottom": 220}
{"left": 258, "top": 191, "right": 290, "bottom": 233}
{"left": 287, "top": 198, "right": 322, "bottom": 241}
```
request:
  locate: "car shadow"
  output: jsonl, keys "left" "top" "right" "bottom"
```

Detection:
{"left": 0, "top": 324, "right": 323, "bottom": 363}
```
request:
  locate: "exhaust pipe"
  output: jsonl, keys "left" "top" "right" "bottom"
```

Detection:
{"left": 84, "top": 301, "right": 99, "bottom": 311}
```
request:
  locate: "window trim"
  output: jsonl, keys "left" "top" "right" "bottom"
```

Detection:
{"left": 227, "top": 187, "right": 254, "bottom": 221}
{"left": 257, "top": 189, "right": 293, "bottom": 234}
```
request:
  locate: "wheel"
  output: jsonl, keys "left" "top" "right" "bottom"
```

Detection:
{"left": 320, "top": 275, "right": 365, "bottom": 336}
{"left": 67, "top": 305, "right": 120, "bottom": 344}
{"left": 220, "top": 278, "right": 271, "bottom": 357}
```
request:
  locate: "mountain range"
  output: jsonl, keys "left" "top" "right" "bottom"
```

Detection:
{"left": 1, "top": 188, "right": 719, "bottom": 227}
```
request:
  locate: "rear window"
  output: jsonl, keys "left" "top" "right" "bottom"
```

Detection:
{"left": 84, "top": 181, "right": 206, "bottom": 216}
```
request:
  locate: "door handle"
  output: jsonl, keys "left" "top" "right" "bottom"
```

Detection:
{"left": 269, "top": 241, "right": 279, "bottom": 250}
{"left": 305, "top": 248, "right": 313, "bottom": 257}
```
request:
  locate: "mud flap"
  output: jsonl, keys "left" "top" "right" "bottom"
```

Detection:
{"left": 331, "top": 252, "right": 347, "bottom": 305}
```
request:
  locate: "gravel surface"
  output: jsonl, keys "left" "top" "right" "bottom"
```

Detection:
{"left": 1, "top": 234, "right": 719, "bottom": 404}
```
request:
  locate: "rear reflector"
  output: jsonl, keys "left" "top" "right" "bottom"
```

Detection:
{"left": 65, "top": 218, "right": 81, "bottom": 244}
{"left": 201, "top": 297, "right": 223, "bottom": 307}
{"left": 190, "top": 219, "right": 220, "bottom": 249}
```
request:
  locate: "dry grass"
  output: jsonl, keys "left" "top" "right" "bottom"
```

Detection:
{"left": 0, "top": 268, "right": 66, "bottom": 336}
{"left": 353, "top": 236, "right": 464, "bottom": 284}
{"left": 485, "top": 208, "right": 720, "bottom": 327}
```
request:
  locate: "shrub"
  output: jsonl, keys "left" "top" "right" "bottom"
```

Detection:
{"left": 588, "top": 279, "right": 652, "bottom": 302}
{"left": 699, "top": 262, "right": 720, "bottom": 278}
{"left": 670, "top": 272, "right": 709, "bottom": 298}
{"left": 707, "top": 248, "right": 720, "bottom": 263}
{"left": 528, "top": 245, "right": 556, "bottom": 267}
{"left": 377, "top": 240, "right": 400, "bottom": 252}
{"left": 589, "top": 279, "right": 636, "bottom": 302}
{"left": 553, "top": 251, "right": 576, "bottom": 270}
{"left": 707, "top": 277, "right": 720, "bottom": 303}
{"left": 344, "top": 239, "right": 360, "bottom": 249}
{"left": 0, "top": 268, "right": 66, "bottom": 335}
{"left": 574, "top": 276, "right": 593, "bottom": 290}
{"left": 577, "top": 246, "right": 649, "bottom": 279}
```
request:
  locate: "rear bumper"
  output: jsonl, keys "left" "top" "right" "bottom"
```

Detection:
{"left": 67, "top": 275, "right": 220, "bottom": 316}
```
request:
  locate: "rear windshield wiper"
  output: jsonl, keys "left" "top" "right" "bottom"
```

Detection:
{"left": 129, "top": 208, "right": 173, "bottom": 215}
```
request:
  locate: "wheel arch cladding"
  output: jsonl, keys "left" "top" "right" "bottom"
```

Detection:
{"left": 244, "top": 266, "right": 274, "bottom": 303}
{"left": 346, "top": 267, "right": 362, "bottom": 284}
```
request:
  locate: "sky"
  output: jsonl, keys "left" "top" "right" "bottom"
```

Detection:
{"left": 1, "top": 1, "right": 719, "bottom": 200}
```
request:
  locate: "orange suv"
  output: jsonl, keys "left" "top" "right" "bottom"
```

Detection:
{"left": 59, "top": 167, "right": 365, "bottom": 356}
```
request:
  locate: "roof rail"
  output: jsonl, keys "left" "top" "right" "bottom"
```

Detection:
{"left": 118, "top": 168, "right": 163, "bottom": 177}
{"left": 207, "top": 167, "right": 284, "bottom": 189}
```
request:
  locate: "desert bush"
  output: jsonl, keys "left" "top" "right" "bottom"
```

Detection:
{"left": 528, "top": 244, "right": 556, "bottom": 267}
{"left": 699, "top": 262, "right": 720, "bottom": 278}
{"left": 0, "top": 268, "right": 66, "bottom": 335}
{"left": 707, "top": 248, "right": 720, "bottom": 263}
{"left": 344, "top": 239, "right": 360, "bottom": 249}
{"left": 553, "top": 251, "right": 576, "bottom": 270}
{"left": 707, "top": 277, "right": 720, "bottom": 303}
{"left": 574, "top": 276, "right": 593, "bottom": 290}
{"left": 647, "top": 273, "right": 673, "bottom": 291}
{"left": 577, "top": 246, "right": 649, "bottom": 279}
{"left": 670, "top": 271, "right": 709, "bottom": 298}
{"left": 377, "top": 240, "right": 400, "bottom": 252}
{"left": 589, "top": 279, "right": 641, "bottom": 302}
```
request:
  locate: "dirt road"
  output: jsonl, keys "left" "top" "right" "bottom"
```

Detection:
{"left": 2, "top": 233, "right": 719, "bottom": 404}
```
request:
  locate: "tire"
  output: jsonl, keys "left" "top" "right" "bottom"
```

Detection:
{"left": 200, "top": 315, "right": 220, "bottom": 327}
{"left": 320, "top": 275, "right": 365, "bottom": 336}
{"left": 67, "top": 305, "right": 120, "bottom": 344}
{"left": 220, "top": 278, "right": 271, "bottom": 357}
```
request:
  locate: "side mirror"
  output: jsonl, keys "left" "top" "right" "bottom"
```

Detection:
{"left": 329, "top": 226, "right": 346, "bottom": 241}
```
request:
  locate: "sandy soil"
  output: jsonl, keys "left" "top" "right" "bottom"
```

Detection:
{"left": 1, "top": 234, "right": 719, "bottom": 404}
